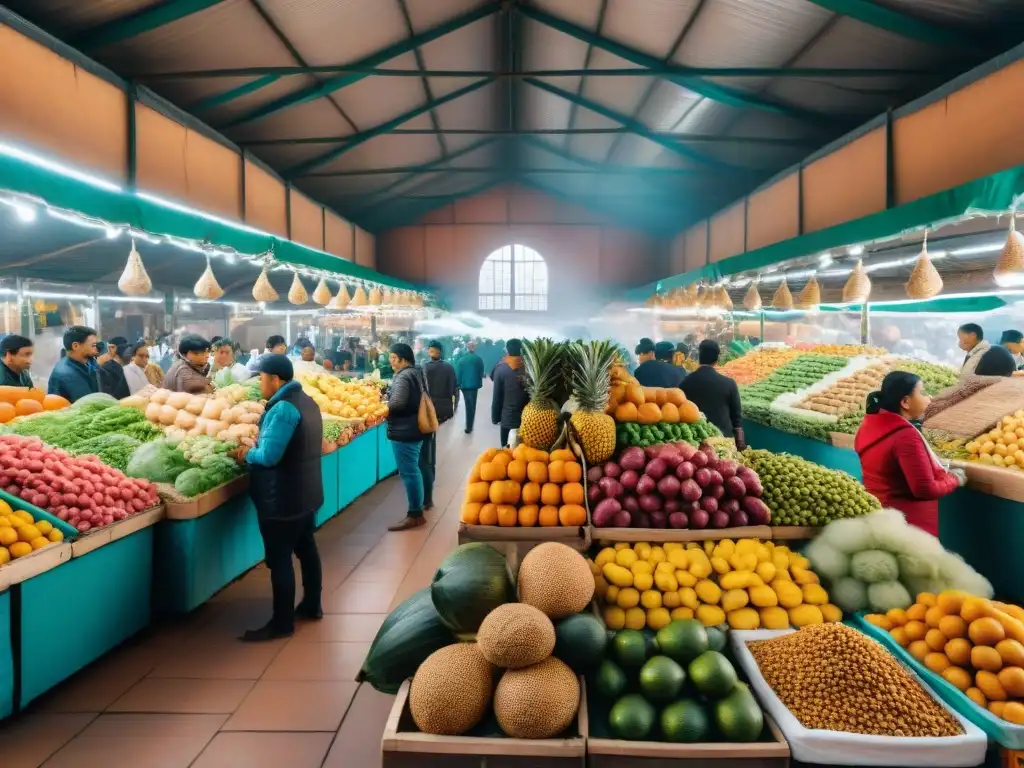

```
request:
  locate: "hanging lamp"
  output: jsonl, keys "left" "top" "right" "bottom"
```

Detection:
{"left": 312, "top": 277, "right": 332, "bottom": 305}
{"left": 994, "top": 216, "right": 1024, "bottom": 287}
{"left": 194, "top": 256, "right": 224, "bottom": 300}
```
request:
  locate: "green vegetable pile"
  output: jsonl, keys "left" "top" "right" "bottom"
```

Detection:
{"left": 769, "top": 410, "right": 834, "bottom": 442}
{"left": 126, "top": 439, "right": 192, "bottom": 483}
{"left": 174, "top": 454, "right": 242, "bottom": 497}
{"left": 11, "top": 405, "right": 152, "bottom": 451}
{"left": 740, "top": 355, "right": 850, "bottom": 423}
{"left": 738, "top": 448, "right": 880, "bottom": 526}
{"left": 616, "top": 419, "right": 720, "bottom": 448}
{"left": 69, "top": 434, "right": 143, "bottom": 472}
{"left": 893, "top": 359, "right": 958, "bottom": 395}
{"left": 323, "top": 420, "right": 344, "bottom": 443}
{"left": 178, "top": 435, "right": 235, "bottom": 464}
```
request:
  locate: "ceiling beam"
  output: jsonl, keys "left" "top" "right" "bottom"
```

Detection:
{"left": 803, "top": 0, "right": 988, "bottom": 52}
{"left": 286, "top": 78, "right": 496, "bottom": 177}
{"left": 70, "top": 0, "right": 229, "bottom": 49}
{"left": 566, "top": 0, "right": 609, "bottom": 158}
{"left": 516, "top": 176, "right": 679, "bottom": 235}
{"left": 356, "top": 173, "right": 511, "bottom": 229}
{"left": 303, "top": 165, "right": 739, "bottom": 177}
{"left": 522, "top": 78, "right": 736, "bottom": 170}
{"left": 241, "top": 127, "right": 816, "bottom": 145}
{"left": 141, "top": 65, "right": 931, "bottom": 80}
{"left": 395, "top": 0, "right": 447, "bottom": 157}
{"left": 518, "top": 4, "right": 853, "bottom": 124}
{"left": 219, "top": 2, "right": 501, "bottom": 129}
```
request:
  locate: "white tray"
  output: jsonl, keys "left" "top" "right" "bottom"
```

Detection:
{"left": 729, "top": 629, "right": 987, "bottom": 767}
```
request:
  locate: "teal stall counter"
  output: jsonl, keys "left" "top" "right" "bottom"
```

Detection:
{"left": 315, "top": 451, "right": 342, "bottom": 528}
{"left": 18, "top": 527, "right": 153, "bottom": 708}
{"left": 742, "top": 419, "right": 863, "bottom": 479}
{"left": 0, "top": 590, "right": 11, "bottom": 719}
{"left": 376, "top": 424, "right": 397, "bottom": 480}
{"left": 337, "top": 431, "right": 377, "bottom": 513}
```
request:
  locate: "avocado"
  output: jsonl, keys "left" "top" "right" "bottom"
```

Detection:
{"left": 638, "top": 655, "right": 686, "bottom": 704}
{"left": 714, "top": 683, "right": 764, "bottom": 742}
{"left": 655, "top": 619, "right": 709, "bottom": 664}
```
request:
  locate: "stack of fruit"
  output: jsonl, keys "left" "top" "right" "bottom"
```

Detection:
{"left": 720, "top": 348, "right": 804, "bottom": 386}
{"left": 866, "top": 591, "right": 1024, "bottom": 724}
{"left": 0, "top": 498, "right": 65, "bottom": 565}
{"left": 299, "top": 374, "right": 388, "bottom": 424}
{"left": 461, "top": 445, "right": 588, "bottom": 528}
{"left": 740, "top": 355, "right": 851, "bottom": 423}
{"left": 965, "top": 410, "right": 1024, "bottom": 470}
{"left": 0, "top": 387, "right": 70, "bottom": 424}
{"left": 591, "top": 538, "right": 841, "bottom": 631}
{"left": 592, "top": 620, "right": 765, "bottom": 743}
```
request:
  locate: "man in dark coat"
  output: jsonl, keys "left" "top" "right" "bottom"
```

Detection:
{"left": 48, "top": 326, "right": 100, "bottom": 403}
{"left": 492, "top": 338, "right": 529, "bottom": 447}
{"left": 423, "top": 340, "right": 458, "bottom": 424}
{"left": 680, "top": 340, "right": 745, "bottom": 448}
{"left": 634, "top": 341, "right": 685, "bottom": 388}
{"left": 233, "top": 355, "right": 324, "bottom": 642}
{"left": 456, "top": 340, "right": 485, "bottom": 434}
{"left": 0, "top": 335, "right": 34, "bottom": 387}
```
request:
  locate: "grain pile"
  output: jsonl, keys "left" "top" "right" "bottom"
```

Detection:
{"left": 747, "top": 624, "right": 962, "bottom": 737}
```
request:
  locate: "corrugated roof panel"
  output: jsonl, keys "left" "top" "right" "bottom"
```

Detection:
{"left": 520, "top": 142, "right": 580, "bottom": 171}
{"left": 227, "top": 97, "right": 354, "bottom": 142}
{"left": 191, "top": 75, "right": 326, "bottom": 126}
{"left": 315, "top": 133, "right": 442, "bottom": 173}
{"left": 529, "top": 0, "right": 604, "bottom": 30}
{"left": 672, "top": 98, "right": 743, "bottom": 135}
{"left": 299, "top": 173, "right": 412, "bottom": 199}
{"left": 444, "top": 142, "right": 501, "bottom": 168}
{"left": 699, "top": 142, "right": 806, "bottom": 170}
{"left": 3, "top": 0, "right": 162, "bottom": 35}
{"left": 432, "top": 80, "right": 499, "bottom": 129}
{"left": 581, "top": 66, "right": 654, "bottom": 120}
{"left": 610, "top": 133, "right": 703, "bottom": 169}
{"left": 403, "top": 171, "right": 496, "bottom": 196}
{"left": 674, "top": 0, "right": 831, "bottom": 67}
{"left": 602, "top": 0, "right": 702, "bottom": 58}
{"left": 726, "top": 110, "right": 821, "bottom": 140}
{"left": 522, "top": 18, "right": 591, "bottom": 72}
{"left": 421, "top": 14, "right": 498, "bottom": 98}
{"left": 871, "top": 0, "right": 1024, "bottom": 28}
{"left": 635, "top": 80, "right": 704, "bottom": 131}
{"left": 95, "top": 0, "right": 294, "bottom": 74}
{"left": 405, "top": 0, "right": 492, "bottom": 31}
{"left": 566, "top": 123, "right": 619, "bottom": 162}
{"left": 521, "top": 84, "right": 576, "bottom": 132}
{"left": 257, "top": 0, "right": 407, "bottom": 67}
{"left": 253, "top": 142, "right": 349, "bottom": 173}
{"left": 331, "top": 53, "right": 428, "bottom": 129}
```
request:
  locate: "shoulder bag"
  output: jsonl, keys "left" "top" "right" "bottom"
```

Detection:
{"left": 416, "top": 369, "right": 439, "bottom": 434}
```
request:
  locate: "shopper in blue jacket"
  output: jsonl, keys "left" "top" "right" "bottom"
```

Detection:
{"left": 48, "top": 326, "right": 100, "bottom": 403}
{"left": 456, "top": 340, "right": 485, "bottom": 434}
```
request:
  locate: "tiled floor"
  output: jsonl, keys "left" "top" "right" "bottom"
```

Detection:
{"left": 1, "top": 389, "right": 494, "bottom": 767}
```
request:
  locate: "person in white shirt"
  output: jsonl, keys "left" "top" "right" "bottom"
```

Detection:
{"left": 210, "top": 338, "right": 251, "bottom": 383}
{"left": 957, "top": 323, "right": 991, "bottom": 377}
{"left": 122, "top": 341, "right": 152, "bottom": 395}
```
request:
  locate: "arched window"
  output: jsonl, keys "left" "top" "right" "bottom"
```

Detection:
{"left": 478, "top": 245, "right": 548, "bottom": 311}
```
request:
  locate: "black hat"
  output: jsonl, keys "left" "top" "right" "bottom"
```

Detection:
{"left": 654, "top": 341, "right": 675, "bottom": 360}
{"left": 257, "top": 354, "right": 294, "bottom": 381}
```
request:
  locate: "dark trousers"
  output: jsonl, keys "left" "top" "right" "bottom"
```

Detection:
{"left": 420, "top": 433, "right": 436, "bottom": 509}
{"left": 461, "top": 388, "right": 478, "bottom": 431}
{"left": 258, "top": 514, "right": 322, "bottom": 633}
{"left": 500, "top": 426, "right": 511, "bottom": 448}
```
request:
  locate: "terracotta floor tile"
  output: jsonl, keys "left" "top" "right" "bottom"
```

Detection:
{"left": 32, "top": 644, "right": 159, "bottom": 714}
{"left": 293, "top": 613, "right": 386, "bottom": 642}
{"left": 78, "top": 713, "right": 227, "bottom": 737}
{"left": 323, "top": 582, "right": 398, "bottom": 614}
{"left": 262, "top": 641, "right": 370, "bottom": 681}
{"left": 222, "top": 680, "right": 358, "bottom": 732}
{"left": 345, "top": 567, "right": 409, "bottom": 584}
{"left": 109, "top": 678, "right": 254, "bottom": 714}
{"left": 0, "top": 713, "right": 97, "bottom": 768}
{"left": 329, "top": 545, "right": 371, "bottom": 567}
{"left": 148, "top": 640, "right": 285, "bottom": 680}
{"left": 191, "top": 731, "right": 334, "bottom": 768}
{"left": 322, "top": 684, "right": 396, "bottom": 768}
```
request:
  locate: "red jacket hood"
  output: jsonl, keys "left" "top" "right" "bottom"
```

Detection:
{"left": 854, "top": 410, "right": 917, "bottom": 455}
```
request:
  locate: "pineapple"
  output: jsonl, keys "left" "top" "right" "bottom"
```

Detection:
{"left": 568, "top": 341, "right": 618, "bottom": 465}
{"left": 519, "top": 339, "right": 563, "bottom": 450}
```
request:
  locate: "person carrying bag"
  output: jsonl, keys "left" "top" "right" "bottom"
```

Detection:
{"left": 386, "top": 343, "right": 436, "bottom": 531}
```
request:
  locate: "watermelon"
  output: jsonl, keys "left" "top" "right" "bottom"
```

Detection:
{"left": 358, "top": 588, "right": 454, "bottom": 694}
{"left": 431, "top": 543, "right": 514, "bottom": 633}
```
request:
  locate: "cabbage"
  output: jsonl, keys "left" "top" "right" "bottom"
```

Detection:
{"left": 850, "top": 550, "right": 899, "bottom": 584}
{"left": 69, "top": 392, "right": 119, "bottom": 412}
{"left": 831, "top": 577, "right": 868, "bottom": 612}
{"left": 126, "top": 439, "right": 191, "bottom": 483}
{"left": 819, "top": 516, "right": 874, "bottom": 555}
{"left": 867, "top": 580, "right": 912, "bottom": 613}
{"left": 805, "top": 537, "right": 849, "bottom": 582}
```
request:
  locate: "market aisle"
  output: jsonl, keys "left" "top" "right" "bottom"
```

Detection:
{"left": 1, "top": 382, "right": 498, "bottom": 768}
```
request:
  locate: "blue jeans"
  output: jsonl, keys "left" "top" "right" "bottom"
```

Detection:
{"left": 392, "top": 439, "right": 424, "bottom": 516}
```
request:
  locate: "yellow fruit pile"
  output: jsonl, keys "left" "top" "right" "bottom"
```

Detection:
{"left": 299, "top": 375, "right": 388, "bottom": 422}
{"left": 866, "top": 591, "right": 1024, "bottom": 725}
{"left": 462, "top": 445, "right": 588, "bottom": 528}
{"left": 965, "top": 411, "right": 1024, "bottom": 469}
{"left": 0, "top": 500, "right": 64, "bottom": 565}
{"left": 589, "top": 538, "right": 841, "bottom": 631}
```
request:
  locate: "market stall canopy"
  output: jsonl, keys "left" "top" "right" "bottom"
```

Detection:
{"left": 4, "top": 0, "right": 1022, "bottom": 235}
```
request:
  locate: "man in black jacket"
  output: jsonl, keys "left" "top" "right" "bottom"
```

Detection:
{"left": 423, "top": 340, "right": 458, "bottom": 424}
{"left": 386, "top": 344, "right": 434, "bottom": 531}
{"left": 680, "top": 340, "right": 745, "bottom": 449}
{"left": 492, "top": 338, "right": 529, "bottom": 447}
{"left": 634, "top": 341, "right": 685, "bottom": 388}
{"left": 0, "top": 335, "right": 34, "bottom": 387}
{"left": 233, "top": 355, "right": 324, "bottom": 642}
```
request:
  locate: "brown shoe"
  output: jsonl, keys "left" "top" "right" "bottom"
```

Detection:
{"left": 388, "top": 516, "right": 427, "bottom": 532}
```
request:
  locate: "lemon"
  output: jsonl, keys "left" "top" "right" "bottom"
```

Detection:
{"left": 34, "top": 520, "right": 53, "bottom": 536}
{"left": 8, "top": 541, "right": 32, "bottom": 559}
{"left": 30, "top": 537, "right": 49, "bottom": 551}
{"left": 615, "top": 549, "right": 637, "bottom": 568}
{"left": 14, "top": 510, "right": 33, "bottom": 524}
{"left": 0, "top": 528, "right": 16, "bottom": 547}
{"left": 0, "top": 499, "right": 10, "bottom": 515}
{"left": 646, "top": 607, "right": 671, "bottom": 630}
{"left": 17, "top": 525, "right": 41, "bottom": 543}
{"left": 0, "top": 548, "right": 9, "bottom": 565}
{"left": 624, "top": 607, "right": 646, "bottom": 630}
{"left": 47, "top": 529, "right": 64, "bottom": 543}
{"left": 0, "top": 516, "right": 11, "bottom": 527}
{"left": 616, "top": 587, "right": 640, "bottom": 609}
{"left": 603, "top": 606, "right": 625, "bottom": 630}
{"left": 640, "top": 590, "right": 662, "bottom": 609}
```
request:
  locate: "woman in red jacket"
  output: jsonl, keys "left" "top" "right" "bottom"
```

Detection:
{"left": 854, "top": 371, "right": 966, "bottom": 536}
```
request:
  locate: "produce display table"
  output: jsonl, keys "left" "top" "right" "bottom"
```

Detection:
{"left": 336, "top": 430, "right": 377, "bottom": 512}
{"left": 377, "top": 424, "right": 397, "bottom": 480}
{"left": 743, "top": 420, "right": 863, "bottom": 479}
{"left": 0, "top": 590, "right": 11, "bottom": 720}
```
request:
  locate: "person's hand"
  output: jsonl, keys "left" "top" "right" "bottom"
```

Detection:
{"left": 951, "top": 468, "right": 968, "bottom": 487}
{"left": 228, "top": 446, "right": 250, "bottom": 464}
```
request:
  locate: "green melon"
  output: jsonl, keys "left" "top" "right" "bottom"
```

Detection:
{"left": 431, "top": 543, "right": 514, "bottom": 633}
{"left": 554, "top": 614, "right": 607, "bottom": 672}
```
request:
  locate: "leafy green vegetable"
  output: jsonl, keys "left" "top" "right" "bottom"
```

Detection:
{"left": 126, "top": 439, "right": 192, "bottom": 483}
{"left": 69, "top": 392, "right": 119, "bottom": 413}
{"left": 323, "top": 420, "right": 343, "bottom": 443}
{"left": 740, "top": 354, "right": 850, "bottom": 423}
{"left": 178, "top": 435, "right": 234, "bottom": 463}
{"left": 69, "top": 433, "right": 142, "bottom": 472}
{"left": 173, "top": 454, "right": 243, "bottom": 497}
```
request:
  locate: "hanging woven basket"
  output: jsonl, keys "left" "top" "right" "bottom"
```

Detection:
{"left": 118, "top": 240, "right": 153, "bottom": 296}
{"left": 194, "top": 258, "right": 224, "bottom": 300}
{"left": 842, "top": 259, "right": 872, "bottom": 303}
{"left": 350, "top": 285, "right": 368, "bottom": 307}
{"left": 796, "top": 276, "right": 821, "bottom": 311}
{"left": 906, "top": 235, "right": 943, "bottom": 299}
{"left": 312, "top": 277, "right": 332, "bottom": 305}
{"left": 743, "top": 282, "right": 762, "bottom": 311}
{"left": 717, "top": 285, "right": 733, "bottom": 312}
{"left": 772, "top": 279, "right": 794, "bottom": 311}
{"left": 331, "top": 283, "right": 350, "bottom": 309}
{"left": 252, "top": 265, "right": 279, "bottom": 302}
{"left": 368, "top": 286, "right": 382, "bottom": 306}
{"left": 414, "top": 293, "right": 425, "bottom": 307}
{"left": 994, "top": 218, "right": 1024, "bottom": 285}
{"left": 288, "top": 273, "right": 309, "bottom": 305}
{"left": 382, "top": 288, "right": 395, "bottom": 306}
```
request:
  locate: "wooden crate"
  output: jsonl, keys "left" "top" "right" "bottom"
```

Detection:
{"left": 457, "top": 522, "right": 591, "bottom": 550}
{"left": 382, "top": 679, "right": 586, "bottom": 768}
{"left": 587, "top": 714, "right": 790, "bottom": 768}
{"left": 767, "top": 527, "right": 820, "bottom": 542}
{"left": 591, "top": 526, "right": 772, "bottom": 544}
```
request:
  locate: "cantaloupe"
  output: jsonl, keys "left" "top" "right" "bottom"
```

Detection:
{"left": 477, "top": 603, "right": 555, "bottom": 669}
{"left": 410, "top": 643, "right": 493, "bottom": 735}
{"left": 517, "top": 542, "right": 594, "bottom": 619}
{"left": 494, "top": 656, "right": 579, "bottom": 739}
